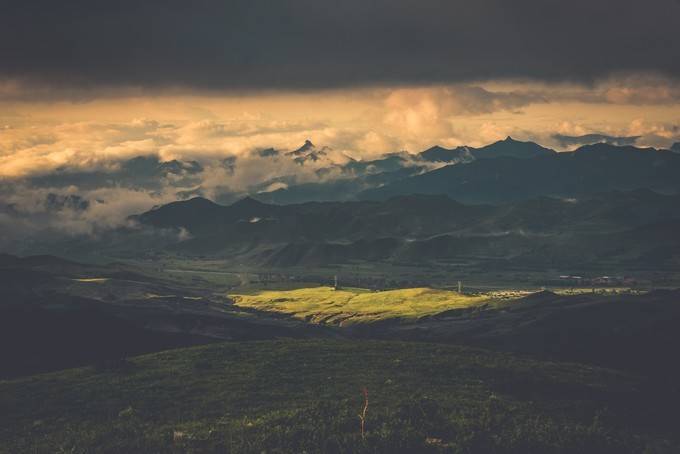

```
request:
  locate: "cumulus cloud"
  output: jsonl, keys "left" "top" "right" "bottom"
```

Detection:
{"left": 381, "top": 85, "right": 546, "bottom": 149}
{"left": 600, "top": 76, "right": 680, "bottom": 105}
{"left": 0, "top": 183, "right": 180, "bottom": 252}
{"left": 549, "top": 75, "right": 680, "bottom": 105}
{"left": 0, "top": 116, "right": 383, "bottom": 247}
{"left": 0, "top": 118, "right": 173, "bottom": 177}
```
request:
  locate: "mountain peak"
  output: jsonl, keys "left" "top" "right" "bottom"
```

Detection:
{"left": 230, "top": 196, "right": 266, "bottom": 209}
{"left": 475, "top": 137, "right": 554, "bottom": 159}
{"left": 286, "top": 139, "right": 332, "bottom": 164}
{"left": 296, "top": 140, "right": 315, "bottom": 152}
{"left": 287, "top": 140, "right": 317, "bottom": 157}
{"left": 179, "top": 196, "right": 218, "bottom": 207}
{"left": 133, "top": 196, "right": 221, "bottom": 229}
{"left": 419, "top": 145, "right": 474, "bottom": 163}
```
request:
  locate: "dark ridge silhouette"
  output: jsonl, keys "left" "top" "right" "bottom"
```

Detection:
{"left": 361, "top": 143, "right": 680, "bottom": 203}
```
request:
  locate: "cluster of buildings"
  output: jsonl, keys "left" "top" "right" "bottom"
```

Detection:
{"left": 556, "top": 275, "right": 637, "bottom": 287}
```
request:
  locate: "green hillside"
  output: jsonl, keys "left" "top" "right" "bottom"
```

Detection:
{"left": 231, "top": 287, "right": 489, "bottom": 325}
{"left": 3, "top": 339, "right": 677, "bottom": 453}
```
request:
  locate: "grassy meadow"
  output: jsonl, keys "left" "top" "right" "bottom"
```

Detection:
{"left": 230, "top": 286, "right": 489, "bottom": 325}
{"left": 3, "top": 339, "right": 677, "bottom": 454}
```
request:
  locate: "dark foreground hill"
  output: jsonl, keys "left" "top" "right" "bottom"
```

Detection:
{"left": 0, "top": 255, "right": 328, "bottom": 378}
{"left": 3, "top": 254, "right": 680, "bottom": 452}
{"left": 372, "top": 289, "right": 680, "bottom": 380}
{"left": 2, "top": 339, "right": 680, "bottom": 453}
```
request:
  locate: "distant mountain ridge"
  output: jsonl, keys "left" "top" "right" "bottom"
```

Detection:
{"left": 419, "top": 145, "right": 474, "bottom": 163}
{"left": 417, "top": 137, "right": 555, "bottom": 163}
{"left": 254, "top": 138, "right": 680, "bottom": 205}
{"left": 126, "top": 189, "right": 680, "bottom": 269}
{"left": 473, "top": 136, "right": 555, "bottom": 159}
{"left": 251, "top": 137, "right": 557, "bottom": 203}
{"left": 360, "top": 143, "right": 680, "bottom": 204}
{"left": 5, "top": 139, "right": 680, "bottom": 261}
{"left": 17, "top": 138, "right": 679, "bottom": 209}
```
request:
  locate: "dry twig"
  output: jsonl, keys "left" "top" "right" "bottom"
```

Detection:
{"left": 358, "top": 387, "right": 369, "bottom": 439}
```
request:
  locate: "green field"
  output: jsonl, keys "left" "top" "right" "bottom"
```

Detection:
{"left": 3, "top": 339, "right": 676, "bottom": 454}
{"left": 231, "top": 286, "right": 489, "bottom": 325}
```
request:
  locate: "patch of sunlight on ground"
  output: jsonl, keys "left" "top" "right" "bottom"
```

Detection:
{"left": 230, "top": 286, "right": 489, "bottom": 326}
{"left": 71, "top": 278, "right": 109, "bottom": 283}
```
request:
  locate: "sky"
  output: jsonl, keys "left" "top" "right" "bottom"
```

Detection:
{"left": 1, "top": 80, "right": 680, "bottom": 178}
{"left": 1, "top": 1, "right": 679, "bottom": 245}
{"left": 1, "top": 0, "right": 680, "bottom": 177}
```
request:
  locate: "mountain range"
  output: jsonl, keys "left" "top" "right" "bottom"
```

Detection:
{"left": 253, "top": 138, "right": 680, "bottom": 205}
{"left": 5, "top": 138, "right": 680, "bottom": 266}
{"left": 361, "top": 142, "right": 680, "bottom": 203}
{"left": 123, "top": 188, "right": 680, "bottom": 269}
{"left": 15, "top": 137, "right": 680, "bottom": 207}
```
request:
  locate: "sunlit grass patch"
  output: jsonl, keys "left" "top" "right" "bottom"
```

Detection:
{"left": 71, "top": 278, "right": 110, "bottom": 283}
{"left": 144, "top": 293, "right": 177, "bottom": 299}
{"left": 231, "top": 286, "right": 489, "bottom": 325}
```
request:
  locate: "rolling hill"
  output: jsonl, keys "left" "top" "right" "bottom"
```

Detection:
{"left": 0, "top": 255, "right": 328, "bottom": 378}
{"left": 3, "top": 339, "right": 679, "bottom": 453}
{"left": 125, "top": 189, "right": 680, "bottom": 269}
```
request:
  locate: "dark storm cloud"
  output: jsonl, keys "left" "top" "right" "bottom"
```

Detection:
{"left": 1, "top": 0, "right": 679, "bottom": 93}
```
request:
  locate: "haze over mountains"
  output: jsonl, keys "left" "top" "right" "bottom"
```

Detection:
{"left": 122, "top": 189, "right": 678, "bottom": 270}
{"left": 2, "top": 136, "right": 680, "bottom": 260}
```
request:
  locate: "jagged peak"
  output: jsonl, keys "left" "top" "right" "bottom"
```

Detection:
{"left": 422, "top": 145, "right": 469, "bottom": 152}
{"left": 296, "top": 139, "right": 315, "bottom": 152}
{"left": 423, "top": 145, "right": 450, "bottom": 152}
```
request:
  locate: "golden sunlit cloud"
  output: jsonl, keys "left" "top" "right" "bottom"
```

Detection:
{"left": 0, "top": 77, "right": 679, "bottom": 179}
